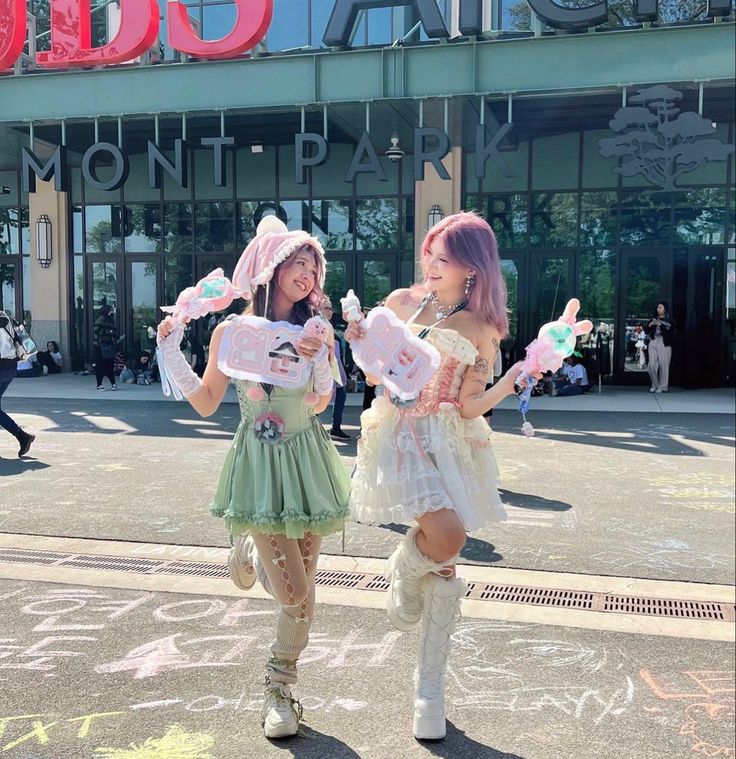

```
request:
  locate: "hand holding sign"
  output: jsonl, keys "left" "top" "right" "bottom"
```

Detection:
{"left": 340, "top": 289, "right": 440, "bottom": 402}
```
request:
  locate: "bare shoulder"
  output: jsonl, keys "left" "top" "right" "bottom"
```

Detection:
{"left": 454, "top": 312, "right": 501, "bottom": 351}
{"left": 384, "top": 288, "right": 424, "bottom": 319}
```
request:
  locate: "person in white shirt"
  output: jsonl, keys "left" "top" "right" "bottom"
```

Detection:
{"left": 554, "top": 355, "right": 590, "bottom": 396}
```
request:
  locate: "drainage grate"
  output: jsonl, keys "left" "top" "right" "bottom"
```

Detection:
{"left": 470, "top": 584, "right": 595, "bottom": 610}
{"left": 2, "top": 546, "right": 733, "bottom": 623}
{"left": 604, "top": 595, "right": 728, "bottom": 620}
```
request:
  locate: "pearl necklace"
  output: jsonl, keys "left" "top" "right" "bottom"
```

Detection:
{"left": 429, "top": 291, "right": 465, "bottom": 321}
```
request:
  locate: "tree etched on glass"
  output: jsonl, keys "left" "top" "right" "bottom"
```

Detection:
{"left": 599, "top": 85, "right": 735, "bottom": 191}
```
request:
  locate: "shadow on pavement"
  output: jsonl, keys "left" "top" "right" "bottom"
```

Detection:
{"left": 269, "top": 726, "right": 363, "bottom": 757}
{"left": 419, "top": 720, "right": 525, "bottom": 758}
{"left": 498, "top": 489, "right": 572, "bottom": 512}
{"left": 0, "top": 458, "right": 50, "bottom": 474}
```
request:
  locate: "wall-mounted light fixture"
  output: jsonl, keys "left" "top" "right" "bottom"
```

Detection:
{"left": 427, "top": 204, "right": 444, "bottom": 229}
{"left": 36, "top": 214, "right": 53, "bottom": 268}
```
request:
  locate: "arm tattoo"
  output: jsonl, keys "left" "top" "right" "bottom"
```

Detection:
{"left": 473, "top": 357, "right": 490, "bottom": 376}
{"left": 491, "top": 337, "right": 499, "bottom": 350}
{"left": 398, "top": 291, "right": 419, "bottom": 307}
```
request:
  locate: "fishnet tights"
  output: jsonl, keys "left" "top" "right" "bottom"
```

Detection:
{"left": 253, "top": 532, "right": 321, "bottom": 622}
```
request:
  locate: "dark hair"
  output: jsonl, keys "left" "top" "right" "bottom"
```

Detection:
{"left": 655, "top": 301, "right": 670, "bottom": 317}
{"left": 100, "top": 304, "right": 113, "bottom": 317}
{"left": 248, "top": 244, "right": 322, "bottom": 326}
{"left": 47, "top": 341, "right": 59, "bottom": 353}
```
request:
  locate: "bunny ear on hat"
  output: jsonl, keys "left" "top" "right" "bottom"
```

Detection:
{"left": 231, "top": 216, "right": 290, "bottom": 298}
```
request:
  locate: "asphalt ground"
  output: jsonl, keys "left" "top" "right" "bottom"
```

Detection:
{"left": 1, "top": 578, "right": 734, "bottom": 759}
{"left": 1, "top": 398, "right": 734, "bottom": 585}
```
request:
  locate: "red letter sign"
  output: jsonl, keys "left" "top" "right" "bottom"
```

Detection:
{"left": 36, "top": 0, "right": 158, "bottom": 68}
{"left": 0, "top": 0, "right": 26, "bottom": 70}
{"left": 167, "top": 0, "right": 273, "bottom": 59}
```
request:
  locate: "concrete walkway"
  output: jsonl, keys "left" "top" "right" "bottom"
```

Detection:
{"left": 5, "top": 373, "right": 735, "bottom": 414}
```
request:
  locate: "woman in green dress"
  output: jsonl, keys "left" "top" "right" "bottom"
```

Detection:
{"left": 156, "top": 217, "right": 350, "bottom": 740}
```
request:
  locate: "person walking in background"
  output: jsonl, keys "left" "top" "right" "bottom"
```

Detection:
{"left": 0, "top": 310, "right": 35, "bottom": 457}
{"left": 92, "top": 304, "right": 118, "bottom": 391}
{"left": 319, "top": 298, "right": 350, "bottom": 441}
{"left": 647, "top": 301, "right": 674, "bottom": 393}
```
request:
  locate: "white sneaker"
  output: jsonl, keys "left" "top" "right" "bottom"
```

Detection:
{"left": 228, "top": 535, "right": 256, "bottom": 590}
{"left": 655, "top": 388, "right": 663, "bottom": 394}
{"left": 649, "top": 387, "right": 657, "bottom": 393}
{"left": 261, "top": 681, "right": 301, "bottom": 739}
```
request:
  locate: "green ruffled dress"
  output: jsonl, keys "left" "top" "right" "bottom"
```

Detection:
{"left": 210, "top": 380, "right": 351, "bottom": 539}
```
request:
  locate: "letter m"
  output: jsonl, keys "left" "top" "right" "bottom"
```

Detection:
{"left": 22, "top": 146, "right": 69, "bottom": 193}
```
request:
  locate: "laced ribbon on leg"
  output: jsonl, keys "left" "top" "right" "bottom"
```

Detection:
{"left": 294, "top": 532, "right": 321, "bottom": 623}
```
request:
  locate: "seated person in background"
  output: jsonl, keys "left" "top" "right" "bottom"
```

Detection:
{"left": 120, "top": 360, "right": 136, "bottom": 384}
{"left": 133, "top": 352, "right": 154, "bottom": 385}
{"left": 16, "top": 354, "right": 42, "bottom": 378}
{"left": 187, "top": 329, "right": 206, "bottom": 378}
{"left": 36, "top": 341, "right": 63, "bottom": 374}
{"left": 554, "top": 354, "right": 590, "bottom": 396}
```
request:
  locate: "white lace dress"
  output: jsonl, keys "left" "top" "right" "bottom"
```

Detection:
{"left": 350, "top": 325, "right": 507, "bottom": 531}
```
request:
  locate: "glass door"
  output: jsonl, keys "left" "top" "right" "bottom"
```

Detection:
{"left": 357, "top": 255, "right": 396, "bottom": 309}
{"left": 87, "top": 257, "right": 123, "bottom": 353}
{"left": 127, "top": 259, "right": 160, "bottom": 357}
{"left": 672, "top": 248, "right": 725, "bottom": 387}
{"left": 499, "top": 255, "right": 526, "bottom": 371}
{"left": 617, "top": 251, "right": 668, "bottom": 384}
{"left": 529, "top": 253, "right": 573, "bottom": 336}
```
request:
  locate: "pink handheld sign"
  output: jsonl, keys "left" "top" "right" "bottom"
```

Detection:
{"left": 340, "top": 290, "right": 440, "bottom": 401}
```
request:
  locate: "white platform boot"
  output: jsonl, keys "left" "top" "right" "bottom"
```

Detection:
{"left": 385, "top": 526, "right": 453, "bottom": 632}
{"left": 413, "top": 573, "right": 466, "bottom": 740}
{"left": 261, "top": 658, "right": 303, "bottom": 739}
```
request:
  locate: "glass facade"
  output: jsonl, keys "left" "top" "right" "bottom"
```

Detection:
{"left": 465, "top": 120, "right": 735, "bottom": 387}
{"left": 0, "top": 168, "right": 30, "bottom": 326}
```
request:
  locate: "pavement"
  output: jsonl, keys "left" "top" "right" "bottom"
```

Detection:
{"left": 0, "top": 378, "right": 734, "bottom": 758}
{"left": 5, "top": 373, "right": 736, "bottom": 414}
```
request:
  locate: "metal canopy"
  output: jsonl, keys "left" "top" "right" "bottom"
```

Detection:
{"left": 0, "top": 24, "right": 733, "bottom": 124}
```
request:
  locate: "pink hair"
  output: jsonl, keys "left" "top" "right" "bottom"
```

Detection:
{"left": 419, "top": 211, "right": 509, "bottom": 337}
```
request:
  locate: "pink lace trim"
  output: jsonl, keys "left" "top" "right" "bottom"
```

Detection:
{"left": 403, "top": 357, "right": 463, "bottom": 417}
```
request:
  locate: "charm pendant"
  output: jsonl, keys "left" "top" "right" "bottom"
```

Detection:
{"left": 389, "top": 393, "right": 418, "bottom": 410}
{"left": 253, "top": 411, "right": 285, "bottom": 445}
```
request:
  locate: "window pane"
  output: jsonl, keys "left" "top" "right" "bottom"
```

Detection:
{"left": 86, "top": 205, "right": 123, "bottom": 254}
{"left": 532, "top": 133, "right": 579, "bottom": 191}
{"left": 619, "top": 190, "right": 671, "bottom": 247}
{"left": 165, "top": 255, "right": 194, "bottom": 306}
{"left": 73, "top": 207, "right": 84, "bottom": 252}
{"left": 91, "top": 261, "right": 118, "bottom": 314}
{"left": 500, "top": 0, "right": 532, "bottom": 30}
{"left": 673, "top": 189, "right": 726, "bottom": 245}
{"left": 195, "top": 201, "right": 235, "bottom": 251}
{"left": 487, "top": 194, "right": 528, "bottom": 249}
{"left": 0, "top": 209, "right": 18, "bottom": 255}
{"left": 580, "top": 192, "right": 618, "bottom": 248}
{"left": 124, "top": 205, "right": 162, "bottom": 253}
{"left": 577, "top": 249, "right": 616, "bottom": 329}
{"left": 533, "top": 256, "right": 569, "bottom": 334}
{"left": 130, "top": 261, "right": 158, "bottom": 355}
{"left": 367, "top": 8, "right": 392, "bottom": 45}
{"left": 324, "top": 260, "right": 347, "bottom": 310}
{"left": 310, "top": 199, "right": 353, "bottom": 250}
{"left": 0, "top": 263, "right": 16, "bottom": 318}
{"left": 530, "top": 193, "right": 578, "bottom": 248}
{"left": 72, "top": 255, "right": 86, "bottom": 369}
{"left": 356, "top": 198, "right": 399, "bottom": 250}
{"left": 164, "top": 203, "right": 194, "bottom": 253}
{"left": 402, "top": 197, "right": 415, "bottom": 261}
{"left": 282, "top": 199, "right": 308, "bottom": 232}
{"left": 362, "top": 259, "right": 392, "bottom": 307}
{"left": 500, "top": 259, "right": 519, "bottom": 344}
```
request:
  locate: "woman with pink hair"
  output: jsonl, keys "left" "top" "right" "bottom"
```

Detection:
{"left": 346, "top": 211, "right": 528, "bottom": 740}
{"left": 157, "top": 217, "right": 350, "bottom": 740}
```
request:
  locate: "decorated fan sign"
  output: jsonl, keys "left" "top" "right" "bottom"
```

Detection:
{"left": 341, "top": 290, "right": 441, "bottom": 402}
{"left": 516, "top": 298, "right": 593, "bottom": 437}
{"left": 219, "top": 315, "right": 328, "bottom": 388}
{"left": 160, "top": 268, "right": 240, "bottom": 323}
{"left": 157, "top": 268, "right": 243, "bottom": 400}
